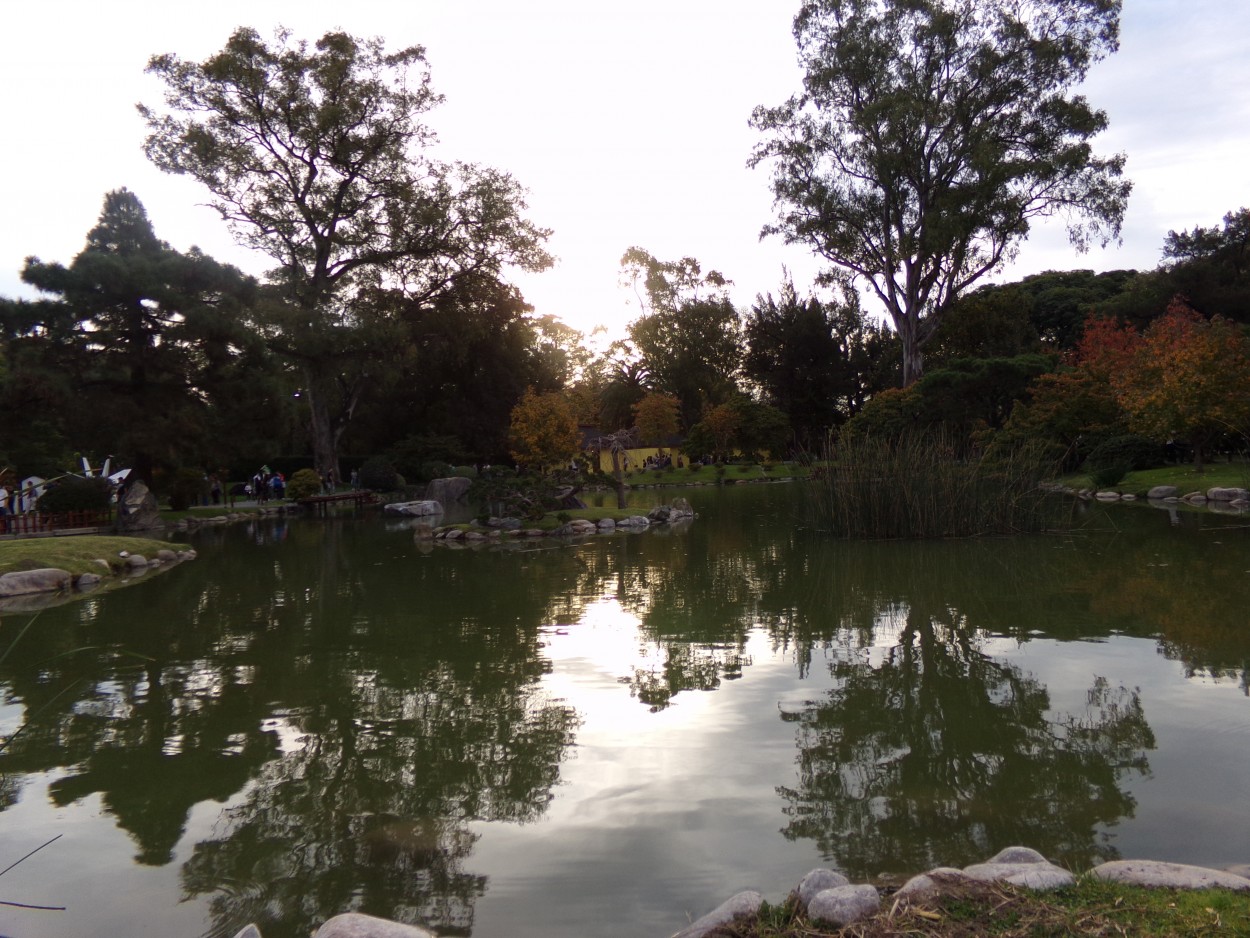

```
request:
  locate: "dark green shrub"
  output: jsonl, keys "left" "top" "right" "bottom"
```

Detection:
{"left": 1088, "top": 463, "right": 1129, "bottom": 489}
{"left": 167, "top": 468, "right": 208, "bottom": 511}
{"left": 1086, "top": 435, "right": 1166, "bottom": 473}
{"left": 358, "top": 456, "right": 400, "bottom": 492}
{"left": 286, "top": 468, "right": 322, "bottom": 500}
{"left": 36, "top": 476, "right": 113, "bottom": 513}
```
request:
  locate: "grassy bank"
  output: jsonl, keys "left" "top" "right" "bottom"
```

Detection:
{"left": 0, "top": 535, "right": 180, "bottom": 577}
{"left": 736, "top": 877, "right": 1250, "bottom": 937}
{"left": 1059, "top": 460, "right": 1250, "bottom": 494}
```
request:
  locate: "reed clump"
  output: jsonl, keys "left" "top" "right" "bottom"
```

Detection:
{"left": 810, "top": 431, "right": 1059, "bottom": 539}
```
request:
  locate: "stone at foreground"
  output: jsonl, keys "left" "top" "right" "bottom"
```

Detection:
{"left": 316, "top": 912, "right": 436, "bottom": 938}
{"left": 798, "top": 868, "right": 850, "bottom": 909}
{"left": 895, "top": 867, "right": 972, "bottom": 901}
{"left": 962, "top": 845, "right": 1075, "bottom": 890}
{"left": 670, "top": 890, "right": 763, "bottom": 938}
{"left": 231, "top": 926, "right": 263, "bottom": 938}
{"left": 1091, "top": 860, "right": 1250, "bottom": 891}
{"left": 985, "top": 846, "right": 1049, "bottom": 865}
{"left": 807, "top": 884, "right": 880, "bottom": 928}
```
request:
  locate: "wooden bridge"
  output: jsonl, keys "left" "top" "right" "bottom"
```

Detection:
{"left": 297, "top": 490, "right": 378, "bottom": 515}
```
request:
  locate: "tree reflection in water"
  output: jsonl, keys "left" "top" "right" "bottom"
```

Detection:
{"left": 0, "top": 519, "right": 581, "bottom": 938}
{"left": 1, "top": 495, "right": 1246, "bottom": 938}
{"left": 777, "top": 604, "right": 1155, "bottom": 877}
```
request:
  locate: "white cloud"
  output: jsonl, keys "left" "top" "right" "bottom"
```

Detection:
{"left": 2, "top": 1, "right": 1246, "bottom": 338}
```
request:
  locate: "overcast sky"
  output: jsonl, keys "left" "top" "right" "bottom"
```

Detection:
{"left": 2, "top": 1, "right": 1247, "bottom": 341}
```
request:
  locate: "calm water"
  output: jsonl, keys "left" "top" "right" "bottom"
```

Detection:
{"left": 1, "top": 484, "right": 1248, "bottom": 938}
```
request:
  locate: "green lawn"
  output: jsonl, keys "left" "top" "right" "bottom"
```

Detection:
{"left": 1058, "top": 460, "right": 1250, "bottom": 494}
{"left": 0, "top": 535, "right": 182, "bottom": 577}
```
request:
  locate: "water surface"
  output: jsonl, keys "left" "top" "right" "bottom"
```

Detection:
{"left": 0, "top": 485, "right": 1247, "bottom": 937}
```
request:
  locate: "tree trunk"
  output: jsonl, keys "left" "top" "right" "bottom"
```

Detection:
{"left": 900, "top": 333, "right": 924, "bottom": 387}
{"left": 305, "top": 370, "right": 344, "bottom": 482}
{"left": 610, "top": 449, "right": 627, "bottom": 509}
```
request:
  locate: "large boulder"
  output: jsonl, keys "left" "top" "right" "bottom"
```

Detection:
{"left": 0, "top": 568, "right": 72, "bottom": 597}
{"left": 425, "top": 477, "right": 472, "bottom": 505}
{"left": 117, "top": 479, "right": 163, "bottom": 531}
{"left": 1147, "top": 485, "right": 1179, "bottom": 499}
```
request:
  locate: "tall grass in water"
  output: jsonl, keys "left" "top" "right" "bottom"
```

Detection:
{"left": 810, "top": 431, "right": 1060, "bottom": 538}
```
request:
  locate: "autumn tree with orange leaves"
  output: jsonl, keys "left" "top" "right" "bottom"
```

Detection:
{"left": 508, "top": 389, "right": 581, "bottom": 470}
{"left": 1112, "top": 298, "right": 1250, "bottom": 472}
{"left": 632, "top": 393, "right": 681, "bottom": 448}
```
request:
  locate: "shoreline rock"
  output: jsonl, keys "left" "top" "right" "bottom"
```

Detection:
{"left": 425, "top": 499, "right": 697, "bottom": 548}
{"left": 672, "top": 847, "right": 1250, "bottom": 938}
{"left": 216, "top": 847, "right": 1250, "bottom": 938}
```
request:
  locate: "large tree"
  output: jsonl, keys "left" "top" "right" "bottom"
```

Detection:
{"left": 744, "top": 281, "right": 895, "bottom": 444}
{"left": 619, "top": 247, "right": 742, "bottom": 428}
{"left": 10, "top": 189, "right": 267, "bottom": 481}
{"left": 750, "top": 0, "right": 1132, "bottom": 385}
{"left": 140, "top": 28, "right": 552, "bottom": 475}
{"left": 1160, "top": 207, "right": 1250, "bottom": 324}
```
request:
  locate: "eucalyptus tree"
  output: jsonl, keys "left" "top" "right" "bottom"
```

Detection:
{"left": 751, "top": 0, "right": 1132, "bottom": 385}
{"left": 140, "top": 28, "right": 553, "bottom": 475}
{"left": 619, "top": 247, "right": 743, "bottom": 428}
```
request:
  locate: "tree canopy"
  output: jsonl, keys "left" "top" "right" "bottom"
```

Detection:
{"left": 751, "top": 0, "right": 1132, "bottom": 385}
{"left": 5, "top": 189, "right": 267, "bottom": 481}
{"left": 140, "top": 27, "right": 552, "bottom": 474}
{"left": 619, "top": 247, "right": 743, "bottom": 428}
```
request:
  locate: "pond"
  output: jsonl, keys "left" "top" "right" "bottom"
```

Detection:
{"left": 0, "top": 483, "right": 1248, "bottom": 938}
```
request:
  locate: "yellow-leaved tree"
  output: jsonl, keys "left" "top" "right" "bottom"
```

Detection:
{"left": 632, "top": 393, "right": 681, "bottom": 449}
{"left": 508, "top": 390, "right": 581, "bottom": 470}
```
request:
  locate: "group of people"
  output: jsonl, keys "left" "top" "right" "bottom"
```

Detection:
{"left": 245, "top": 469, "right": 286, "bottom": 503}
{"left": 213, "top": 468, "right": 287, "bottom": 504}
{"left": 643, "top": 453, "right": 677, "bottom": 470}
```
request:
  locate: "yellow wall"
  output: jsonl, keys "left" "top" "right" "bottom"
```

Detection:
{"left": 593, "top": 446, "right": 688, "bottom": 474}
